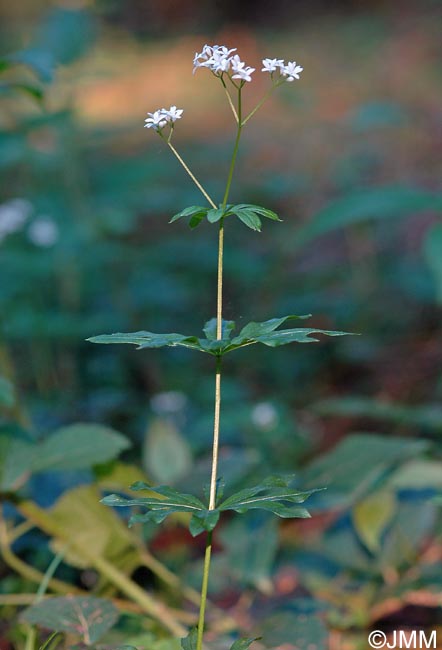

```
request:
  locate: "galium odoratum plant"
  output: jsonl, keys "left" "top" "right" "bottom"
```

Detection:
{"left": 88, "top": 44, "right": 352, "bottom": 650}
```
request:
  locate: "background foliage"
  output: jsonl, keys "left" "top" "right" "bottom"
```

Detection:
{"left": 1, "top": 1, "right": 442, "bottom": 648}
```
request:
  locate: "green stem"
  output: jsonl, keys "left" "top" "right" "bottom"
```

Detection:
{"left": 166, "top": 141, "right": 217, "bottom": 209}
{"left": 241, "top": 79, "right": 285, "bottom": 126}
{"left": 196, "top": 531, "right": 213, "bottom": 650}
{"left": 220, "top": 76, "right": 239, "bottom": 123}
{"left": 222, "top": 88, "right": 243, "bottom": 209}
{"left": 195, "top": 87, "right": 244, "bottom": 650}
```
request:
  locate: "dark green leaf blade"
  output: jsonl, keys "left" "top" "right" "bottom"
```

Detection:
{"left": 181, "top": 628, "right": 198, "bottom": 650}
{"left": 169, "top": 206, "right": 208, "bottom": 223}
{"left": 254, "top": 328, "right": 353, "bottom": 347}
{"left": 87, "top": 331, "right": 204, "bottom": 353}
{"left": 234, "top": 203, "right": 281, "bottom": 221}
{"left": 102, "top": 483, "right": 207, "bottom": 530}
{"left": 203, "top": 318, "right": 236, "bottom": 341}
{"left": 206, "top": 207, "right": 225, "bottom": 223}
{"left": 189, "top": 509, "right": 220, "bottom": 537}
{"left": 219, "top": 476, "right": 318, "bottom": 519}
{"left": 234, "top": 315, "right": 311, "bottom": 341}
{"left": 233, "top": 209, "right": 262, "bottom": 232}
{"left": 230, "top": 638, "right": 261, "bottom": 650}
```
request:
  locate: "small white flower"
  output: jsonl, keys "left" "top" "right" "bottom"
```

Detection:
{"left": 282, "top": 61, "right": 303, "bottom": 81}
{"left": 251, "top": 402, "right": 279, "bottom": 429}
{"left": 144, "top": 110, "right": 169, "bottom": 131}
{"left": 261, "top": 58, "right": 284, "bottom": 73}
{"left": 163, "top": 105, "right": 184, "bottom": 122}
{"left": 144, "top": 106, "right": 184, "bottom": 132}
{"left": 28, "top": 217, "right": 59, "bottom": 247}
{"left": 230, "top": 55, "right": 255, "bottom": 82}
{"left": 0, "top": 198, "right": 32, "bottom": 242}
{"left": 193, "top": 44, "right": 236, "bottom": 75}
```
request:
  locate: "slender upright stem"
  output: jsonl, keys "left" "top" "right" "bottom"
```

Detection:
{"left": 220, "top": 77, "right": 239, "bottom": 123}
{"left": 196, "top": 530, "right": 212, "bottom": 650}
{"left": 166, "top": 141, "right": 217, "bottom": 209}
{"left": 241, "top": 79, "right": 285, "bottom": 126}
{"left": 195, "top": 88, "right": 244, "bottom": 650}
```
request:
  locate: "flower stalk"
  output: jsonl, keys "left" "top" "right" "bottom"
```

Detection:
{"left": 140, "top": 43, "right": 305, "bottom": 645}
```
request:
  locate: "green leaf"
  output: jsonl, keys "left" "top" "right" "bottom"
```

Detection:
{"left": 225, "top": 315, "right": 352, "bottom": 353}
{"left": 295, "top": 186, "right": 442, "bottom": 247}
{"left": 251, "top": 327, "right": 351, "bottom": 347}
{"left": 235, "top": 314, "right": 311, "bottom": 340}
{"left": 88, "top": 315, "right": 353, "bottom": 357}
{"left": 102, "top": 483, "right": 214, "bottom": 532}
{"left": 87, "top": 331, "right": 203, "bottom": 352}
{"left": 203, "top": 318, "right": 235, "bottom": 341}
{"left": 0, "top": 81, "right": 44, "bottom": 101}
{"left": 312, "top": 396, "right": 442, "bottom": 434}
{"left": 388, "top": 460, "right": 442, "bottom": 490}
{"left": 206, "top": 207, "right": 225, "bottom": 223}
{"left": 233, "top": 203, "right": 281, "bottom": 221}
{"left": 7, "top": 48, "right": 56, "bottom": 83}
{"left": 301, "top": 433, "right": 429, "bottom": 504}
{"left": 189, "top": 509, "right": 220, "bottom": 537}
{"left": 352, "top": 489, "right": 396, "bottom": 552}
{"left": 230, "top": 638, "right": 261, "bottom": 650}
{"left": 181, "top": 628, "right": 197, "bottom": 650}
{"left": 233, "top": 208, "right": 262, "bottom": 232}
{"left": 21, "top": 596, "right": 119, "bottom": 644}
{"left": 143, "top": 418, "right": 192, "bottom": 485}
{"left": 169, "top": 206, "right": 208, "bottom": 224}
{"left": 0, "top": 427, "right": 35, "bottom": 492}
{"left": 218, "top": 475, "right": 317, "bottom": 519}
{"left": 33, "top": 424, "right": 131, "bottom": 472}
{"left": 423, "top": 223, "right": 442, "bottom": 304}
{"left": 0, "top": 376, "right": 15, "bottom": 408}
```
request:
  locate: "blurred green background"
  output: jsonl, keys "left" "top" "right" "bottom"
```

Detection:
{"left": 1, "top": 0, "right": 442, "bottom": 647}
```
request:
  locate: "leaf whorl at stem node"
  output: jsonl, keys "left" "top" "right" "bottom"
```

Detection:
{"left": 87, "top": 313, "right": 356, "bottom": 356}
{"left": 169, "top": 203, "right": 281, "bottom": 231}
{"left": 101, "top": 475, "right": 322, "bottom": 537}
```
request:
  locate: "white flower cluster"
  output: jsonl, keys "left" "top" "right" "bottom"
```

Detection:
{"left": 262, "top": 57, "right": 303, "bottom": 81}
{"left": 193, "top": 45, "right": 255, "bottom": 83}
{"left": 193, "top": 45, "right": 303, "bottom": 83}
{"left": 144, "top": 105, "right": 184, "bottom": 131}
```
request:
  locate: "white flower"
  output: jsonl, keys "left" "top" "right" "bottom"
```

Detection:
{"left": 144, "top": 106, "right": 184, "bottom": 132}
{"left": 261, "top": 58, "right": 284, "bottom": 73}
{"left": 0, "top": 198, "right": 32, "bottom": 242}
{"left": 28, "top": 217, "right": 59, "bottom": 247}
{"left": 230, "top": 55, "right": 255, "bottom": 82}
{"left": 163, "top": 105, "right": 184, "bottom": 122}
{"left": 251, "top": 402, "right": 279, "bottom": 429}
{"left": 281, "top": 61, "right": 303, "bottom": 81}
{"left": 193, "top": 44, "right": 236, "bottom": 75}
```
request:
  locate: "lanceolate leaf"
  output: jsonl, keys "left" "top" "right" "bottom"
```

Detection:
{"left": 87, "top": 331, "right": 203, "bottom": 351}
{"left": 88, "top": 314, "right": 353, "bottom": 356}
{"left": 102, "top": 476, "right": 316, "bottom": 535}
{"left": 168, "top": 203, "right": 281, "bottom": 230}
{"left": 169, "top": 206, "right": 209, "bottom": 224}
{"left": 101, "top": 483, "right": 217, "bottom": 535}
{"left": 203, "top": 317, "right": 235, "bottom": 341}
{"left": 230, "top": 638, "right": 261, "bottom": 650}
{"left": 218, "top": 475, "right": 319, "bottom": 519}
